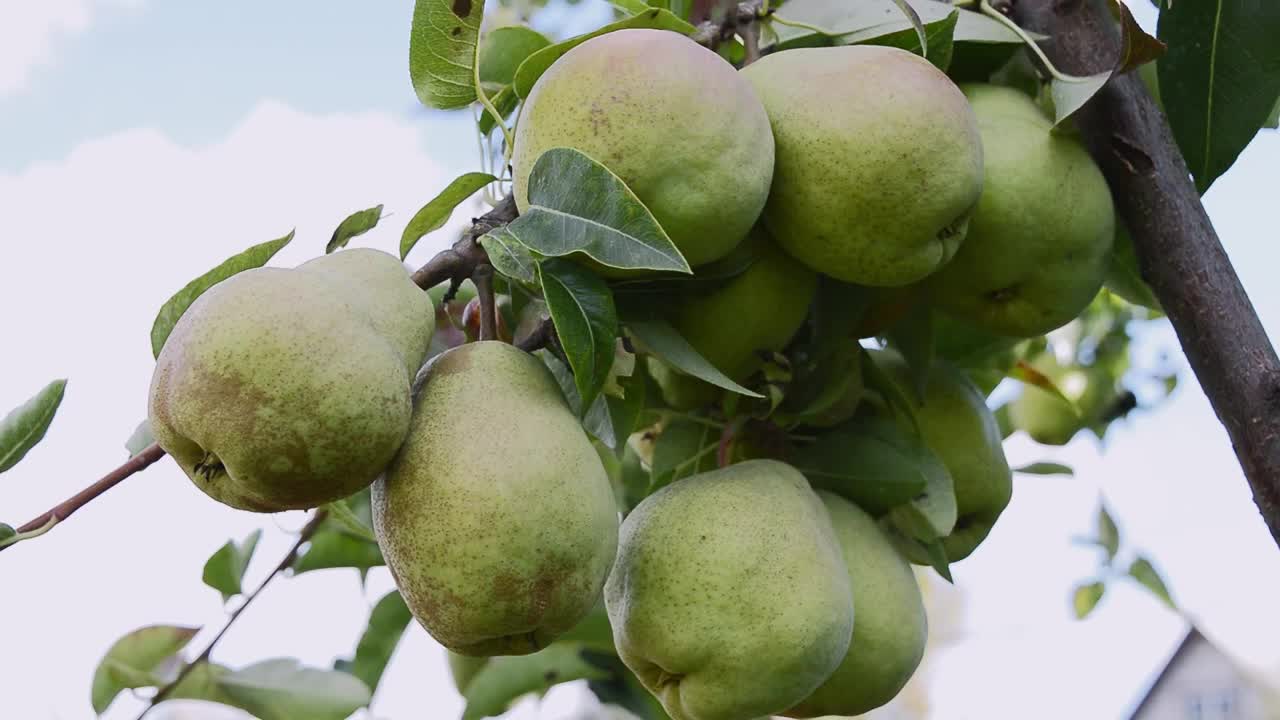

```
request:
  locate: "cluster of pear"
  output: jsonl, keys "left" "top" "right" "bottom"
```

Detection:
{"left": 146, "top": 24, "right": 1116, "bottom": 720}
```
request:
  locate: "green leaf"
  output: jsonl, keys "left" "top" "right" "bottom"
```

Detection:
{"left": 607, "top": 370, "right": 647, "bottom": 455}
{"left": 1157, "top": 0, "right": 1280, "bottom": 192}
{"left": 408, "top": 0, "right": 486, "bottom": 109}
{"left": 1106, "top": 222, "right": 1162, "bottom": 311}
{"left": 124, "top": 418, "right": 155, "bottom": 458}
{"left": 202, "top": 529, "right": 262, "bottom": 603}
{"left": 541, "top": 351, "right": 618, "bottom": 448}
{"left": 1265, "top": 96, "right": 1280, "bottom": 129}
{"left": 400, "top": 172, "right": 496, "bottom": 260}
{"left": 538, "top": 258, "right": 619, "bottom": 414}
{"left": 334, "top": 591, "right": 413, "bottom": 696}
{"left": 767, "top": 0, "right": 956, "bottom": 49}
{"left": 327, "top": 205, "right": 383, "bottom": 254}
{"left": 885, "top": 304, "right": 934, "bottom": 403}
{"left": 480, "top": 26, "right": 552, "bottom": 86}
{"left": 649, "top": 417, "right": 718, "bottom": 493}
{"left": 883, "top": 444, "right": 957, "bottom": 541}
{"left": 1128, "top": 556, "right": 1176, "bottom": 609}
{"left": 1014, "top": 462, "right": 1075, "bottom": 476}
{"left": 612, "top": 0, "right": 654, "bottom": 14}
{"left": 1097, "top": 502, "right": 1120, "bottom": 562}
{"left": 219, "top": 658, "right": 372, "bottom": 720}
{"left": 463, "top": 644, "right": 612, "bottom": 720}
{"left": 861, "top": 348, "right": 922, "bottom": 435}
{"left": 886, "top": 0, "right": 927, "bottom": 57}
{"left": 479, "top": 226, "right": 539, "bottom": 287}
{"left": 512, "top": 10, "right": 696, "bottom": 98}
{"left": 0, "top": 524, "right": 15, "bottom": 544}
{"left": 588, "top": 654, "right": 672, "bottom": 720}
{"left": 150, "top": 230, "right": 294, "bottom": 358}
{"left": 627, "top": 320, "right": 763, "bottom": 398}
{"left": 1045, "top": 2, "right": 1162, "bottom": 126}
{"left": 91, "top": 625, "right": 200, "bottom": 713}
{"left": 0, "top": 378, "right": 66, "bottom": 474}
{"left": 292, "top": 529, "right": 384, "bottom": 575}
{"left": 1049, "top": 72, "right": 1112, "bottom": 126}
{"left": 323, "top": 497, "right": 377, "bottom": 544}
{"left": 794, "top": 418, "right": 932, "bottom": 516}
{"left": 1072, "top": 580, "right": 1106, "bottom": 619}
{"left": 855, "top": 9, "right": 958, "bottom": 71}
{"left": 1011, "top": 360, "right": 1076, "bottom": 408}
{"left": 508, "top": 148, "right": 689, "bottom": 274}
{"left": 164, "top": 661, "right": 237, "bottom": 706}
{"left": 1110, "top": 0, "right": 1166, "bottom": 75}
{"left": 921, "top": 539, "right": 952, "bottom": 583}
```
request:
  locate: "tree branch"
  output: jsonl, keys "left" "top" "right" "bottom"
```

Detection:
{"left": 1012, "top": 0, "right": 1280, "bottom": 547}
{"left": 0, "top": 443, "right": 167, "bottom": 553}
{"left": 410, "top": 194, "right": 517, "bottom": 297}
{"left": 138, "top": 509, "right": 328, "bottom": 719}
{"left": 473, "top": 264, "right": 498, "bottom": 342}
{"left": 691, "top": 0, "right": 766, "bottom": 51}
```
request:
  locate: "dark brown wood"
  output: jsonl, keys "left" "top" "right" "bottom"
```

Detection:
{"left": 1012, "top": 0, "right": 1280, "bottom": 547}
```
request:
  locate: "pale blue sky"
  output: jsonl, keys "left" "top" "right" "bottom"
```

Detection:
{"left": 1, "top": 2, "right": 1277, "bottom": 720}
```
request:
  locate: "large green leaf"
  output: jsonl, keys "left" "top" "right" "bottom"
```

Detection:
{"left": 201, "top": 529, "right": 262, "bottom": 603}
{"left": 512, "top": 9, "right": 695, "bottom": 98}
{"left": 150, "top": 230, "right": 294, "bottom": 357}
{"left": 1158, "top": 0, "right": 1280, "bottom": 192}
{"left": 885, "top": 304, "right": 934, "bottom": 403}
{"left": 326, "top": 205, "right": 383, "bottom": 254}
{"left": 648, "top": 417, "right": 718, "bottom": 493}
{"left": 538, "top": 259, "right": 618, "bottom": 415}
{"left": 852, "top": 9, "right": 958, "bottom": 71}
{"left": 794, "top": 417, "right": 933, "bottom": 516}
{"left": 409, "top": 0, "right": 486, "bottom": 109}
{"left": 626, "top": 320, "right": 762, "bottom": 398}
{"left": 0, "top": 378, "right": 66, "bottom": 474}
{"left": 334, "top": 591, "right": 413, "bottom": 696}
{"left": 91, "top": 625, "right": 200, "bottom": 713}
{"left": 400, "top": 172, "right": 497, "bottom": 259}
{"left": 219, "top": 659, "right": 371, "bottom": 720}
{"left": 463, "top": 644, "right": 611, "bottom": 720}
{"left": 540, "top": 351, "right": 617, "bottom": 448}
{"left": 508, "top": 148, "right": 689, "bottom": 274}
{"left": 479, "top": 226, "right": 538, "bottom": 287}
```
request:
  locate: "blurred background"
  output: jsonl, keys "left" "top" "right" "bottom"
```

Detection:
{"left": 1, "top": 0, "right": 1278, "bottom": 718}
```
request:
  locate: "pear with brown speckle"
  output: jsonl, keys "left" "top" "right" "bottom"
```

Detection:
{"left": 148, "top": 249, "right": 434, "bottom": 512}
{"left": 373, "top": 341, "right": 619, "bottom": 657}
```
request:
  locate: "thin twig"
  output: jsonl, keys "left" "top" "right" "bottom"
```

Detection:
{"left": 474, "top": 264, "right": 497, "bottom": 342}
{"left": 137, "top": 510, "right": 328, "bottom": 719}
{"left": 516, "top": 316, "right": 556, "bottom": 353}
{"left": 0, "top": 443, "right": 167, "bottom": 554}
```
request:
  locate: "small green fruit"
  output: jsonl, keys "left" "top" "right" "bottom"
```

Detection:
{"left": 374, "top": 341, "right": 619, "bottom": 656}
{"left": 743, "top": 46, "right": 984, "bottom": 286}
{"left": 872, "top": 350, "right": 1012, "bottom": 562}
{"left": 148, "top": 249, "right": 433, "bottom": 512}
{"left": 605, "top": 459, "right": 853, "bottom": 720}
{"left": 784, "top": 491, "right": 928, "bottom": 718}
{"left": 927, "top": 84, "right": 1115, "bottom": 337}
{"left": 512, "top": 29, "right": 774, "bottom": 269}
{"left": 1009, "top": 351, "right": 1113, "bottom": 446}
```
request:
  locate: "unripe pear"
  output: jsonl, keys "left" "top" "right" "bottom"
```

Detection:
{"left": 1009, "top": 351, "right": 1113, "bottom": 446}
{"left": 784, "top": 491, "right": 927, "bottom": 718}
{"left": 927, "top": 84, "right": 1115, "bottom": 337}
{"left": 872, "top": 350, "right": 1012, "bottom": 562}
{"left": 373, "top": 341, "right": 618, "bottom": 656}
{"left": 743, "top": 46, "right": 984, "bottom": 287}
{"left": 148, "top": 249, "right": 433, "bottom": 512}
{"left": 605, "top": 459, "right": 853, "bottom": 720}
{"left": 648, "top": 232, "right": 817, "bottom": 409}
{"left": 512, "top": 29, "right": 774, "bottom": 269}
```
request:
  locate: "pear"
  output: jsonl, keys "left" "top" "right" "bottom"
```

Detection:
{"left": 743, "top": 46, "right": 983, "bottom": 287}
{"left": 148, "top": 249, "right": 433, "bottom": 512}
{"left": 373, "top": 341, "right": 619, "bottom": 656}
{"left": 513, "top": 29, "right": 774, "bottom": 269}
{"left": 605, "top": 459, "right": 853, "bottom": 720}
{"left": 927, "top": 84, "right": 1115, "bottom": 337}
{"left": 784, "top": 491, "right": 927, "bottom": 718}
{"left": 1009, "top": 351, "right": 1114, "bottom": 446}
{"left": 647, "top": 232, "right": 817, "bottom": 409}
{"left": 872, "top": 350, "right": 1012, "bottom": 562}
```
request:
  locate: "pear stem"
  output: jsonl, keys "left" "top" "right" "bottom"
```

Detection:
{"left": 137, "top": 510, "right": 328, "bottom": 719}
{"left": 0, "top": 442, "right": 167, "bottom": 554}
{"left": 474, "top": 264, "right": 498, "bottom": 342}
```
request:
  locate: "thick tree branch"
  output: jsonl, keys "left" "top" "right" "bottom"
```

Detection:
{"left": 1012, "top": 0, "right": 1280, "bottom": 547}
{"left": 410, "top": 194, "right": 518, "bottom": 297}
{"left": 0, "top": 443, "right": 167, "bottom": 553}
{"left": 138, "top": 510, "right": 327, "bottom": 719}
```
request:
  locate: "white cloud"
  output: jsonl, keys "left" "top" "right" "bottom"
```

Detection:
{"left": 0, "top": 0, "right": 143, "bottom": 99}
{"left": 0, "top": 101, "right": 494, "bottom": 720}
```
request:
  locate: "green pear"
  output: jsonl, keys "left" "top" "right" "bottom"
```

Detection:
{"left": 373, "top": 341, "right": 618, "bottom": 656}
{"left": 784, "top": 491, "right": 927, "bottom": 718}
{"left": 872, "top": 350, "right": 1012, "bottom": 562}
{"left": 605, "top": 459, "right": 853, "bottom": 720}
{"left": 148, "top": 249, "right": 433, "bottom": 512}
{"left": 927, "top": 84, "right": 1115, "bottom": 337}
{"left": 1009, "top": 351, "right": 1113, "bottom": 446}
{"left": 648, "top": 232, "right": 818, "bottom": 409}
{"left": 743, "top": 46, "right": 984, "bottom": 287}
{"left": 512, "top": 29, "right": 774, "bottom": 269}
